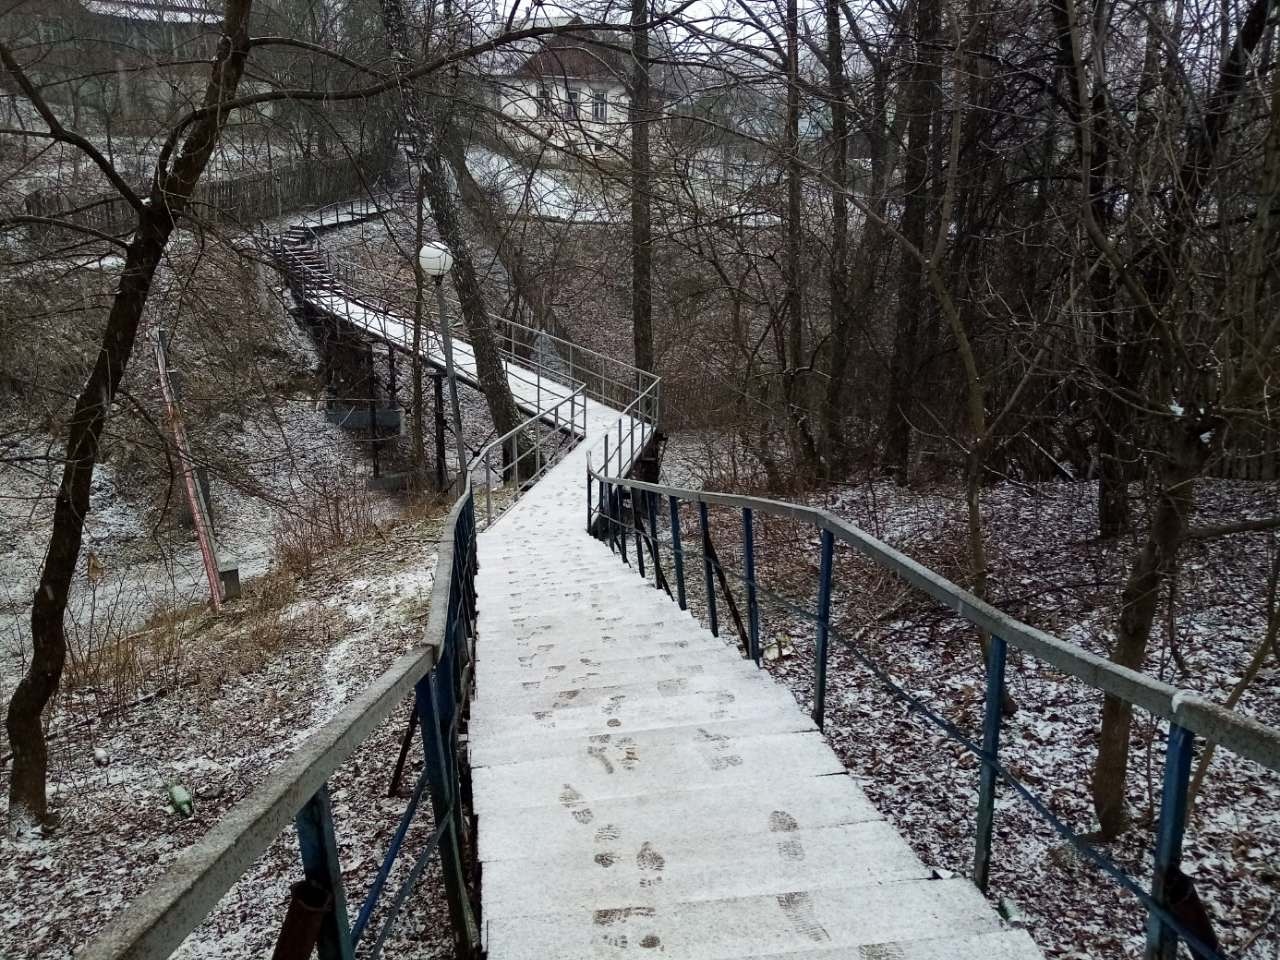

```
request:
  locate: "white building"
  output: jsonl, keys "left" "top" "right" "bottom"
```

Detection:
{"left": 488, "top": 21, "right": 634, "bottom": 161}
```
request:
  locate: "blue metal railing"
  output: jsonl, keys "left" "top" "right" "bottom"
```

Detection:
{"left": 80, "top": 487, "right": 481, "bottom": 960}
{"left": 584, "top": 470, "right": 1280, "bottom": 960}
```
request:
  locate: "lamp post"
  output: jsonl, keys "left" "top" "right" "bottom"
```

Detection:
{"left": 419, "top": 241, "right": 468, "bottom": 487}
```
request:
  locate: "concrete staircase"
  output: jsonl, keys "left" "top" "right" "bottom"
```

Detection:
{"left": 469, "top": 442, "right": 1045, "bottom": 959}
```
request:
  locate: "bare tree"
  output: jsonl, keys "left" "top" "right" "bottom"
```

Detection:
{"left": 2, "top": 0, "right": 257, "bottom": 831}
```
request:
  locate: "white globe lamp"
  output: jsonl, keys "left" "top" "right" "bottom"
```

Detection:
{"left": 418, "top": 241, "right": 453, "bottom": 279}
{"left": 417, "top": 240, "right": 468, "bottom": 480}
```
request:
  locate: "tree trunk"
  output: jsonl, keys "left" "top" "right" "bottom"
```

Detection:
{"left": 443, "top": 131, "right": 565, "bottom": 339}
{"left": 411, "top": 172, "right": 428, "bottom": 480}
{"left": 630, "top": 0, "right": 655, "bottom": 377}
{"left": 818, "top": 0, "right": 853, "bottom": 474}
{"left": 782, "top": 0, "right": 816, "bottom": 473}
{"left": 420, "top": 147, "right": 524, "bottom": 442}
{"left": 1091, "top": 419, "right": 1211, "bottom": 837}
{"left": 379, "top": 0, "right": 524, "bottom": 454}
{"left": 883, "top": 0, "right": 939, "bottom": 481}
{"left": 1084, "top": 0, "right": 1272, "bottom": 836}
{"left": 4, "top": 0, "right": 254, "bottom": 833}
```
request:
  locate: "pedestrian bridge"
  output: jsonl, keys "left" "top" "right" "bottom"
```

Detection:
{"left": 79, "top": 211, "right": 1280, "bottom": 960}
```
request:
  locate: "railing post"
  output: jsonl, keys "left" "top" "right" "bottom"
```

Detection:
{"left": 617, "top": 485, "right": 628, "bottom": 565}
{"left": 646, "top": 490, "right": 661, "bottom": 591}
{"left": 1146, "top": 723, "right": 1196, "bottom": 960}
{"left": 597, "top": 478, "right": 606, "bottom": 540}
{"left": 699, "top": 501, "right": 718, "bottom": 636}
{"left": 586, "top": 465, "right": 592, "bottom": 534}
{"left": 415, "top": 671, "right": 478, "bottom": 955}
{"left": 973, "top": 633, "right": 1007, "bottom": 892}
{"left": 812, "top": 529, "right": 834, "bottom": 729}
{"left": 294, "top": 784, "right": 355, "bottom": 960}
{"left": 617, "top": 419, "right": 623, "bottom": 473}
{"left": 670, "top": 495, "right": 687, "bottom": 610}
{"left": 484, "top": 452, "right": 492, "bottom": 523}
{"left": 743, "top": 507, "right": 760, "bottom": 665}
{"left": 633, "top": 488, "right": 646, "bottom": 579}
{"left": 603, "top": 482, "right": 613, "bottom": 551}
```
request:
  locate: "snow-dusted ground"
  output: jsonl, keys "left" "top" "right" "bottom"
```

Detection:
{"left": 465, "top": 146, "right": 618, "bottom": 223}
{"left": 0, "top": 297, "right": 406, "bottom": 722}
{"left": 0, "top": 508, "right": 452, "bottom": 959}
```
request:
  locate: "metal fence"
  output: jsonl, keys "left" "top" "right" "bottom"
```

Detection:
{"left": 20, "top": 150, "right": 396, "bottom": 242}
{"left": 585, "top": 463, "right": 1280, "bottom": 960}
{"left": 79, "top": 486, "right": 481, "bottom": 960}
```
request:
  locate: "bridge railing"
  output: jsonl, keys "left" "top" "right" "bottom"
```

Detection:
{"left": 319, "top": 246, "right": 660, "bottom": 415}
{"left": 583, "top": 469, "right": 1280, "bottom": 960}
{"left": 80, "top": 487, "right": 481, "bottom": 960}
{"left": 586, "top": 377, "right": 661, "bottom": 478}
{"left": 282, "top": 239, "right": 657, "bottom": 427}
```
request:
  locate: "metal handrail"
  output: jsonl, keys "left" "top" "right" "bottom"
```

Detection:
{"left": 80, "top": 485, "right": 481, "bottom": 960}
{"left": 584, "top": 376, "right": 662, "bottom": 480}
{"left": 469, "top": 384, "right": 587, "bottom": 524}
{"left": 585, "top": 468, "right": 1280, "bottom": 960}
{"left": 587, "top": 472, "right": 1280, "bottom": 769}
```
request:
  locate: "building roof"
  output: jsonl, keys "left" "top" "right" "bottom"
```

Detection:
{"left": 509, "top": 20, "right": 631, "bottom": 84}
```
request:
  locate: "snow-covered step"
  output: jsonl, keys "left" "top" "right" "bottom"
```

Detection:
{"left": 468, "top": 669, "right": 793, "bottom": 717}
{"left": 720, "top": 931, "right": 1044, "bottom": 960}
{"left": 470, "top": 714, "right": 813, "bottom": 767}
{"left": 471, "top": 730, "right": 846, "bottom": 815}
{"left": 477, "top": 618, "right": 714, "bottom": 651}
{"left": 474, "top": 773, "right": 882, "bottom": 863}
{"left": 475, "top": 660, "right": 758, "bottom": 696}
{"left": 482, "top": 879, "right": 1029, "bottom": 960}
{"left": 483, "top": 820, "right": 933, "bottom": 918}
{"left": 475, "top": 650, "right": 757, "bottom": 687}
{"left": 468, "top": 684, "right": 806, "bottom": 739}
{"left": 475, "top": 636, "right": 726, "bottom": 668}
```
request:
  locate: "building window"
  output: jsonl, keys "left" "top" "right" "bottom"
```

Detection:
{"left": 567, "top": 86, "right": 580, "bottom": 119}
{"left": 592, "top": 90, "right": 608, "bottom": 122}
{"left": 537, "top": 84, "right": 551, "bottom": 118}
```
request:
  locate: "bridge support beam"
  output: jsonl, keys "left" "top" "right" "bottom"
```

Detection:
{"left": 669, "top": 495, "right": 687, "bottom": 610}
{"left": 743, "top": 507, "right": 760, "bottom": 665}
